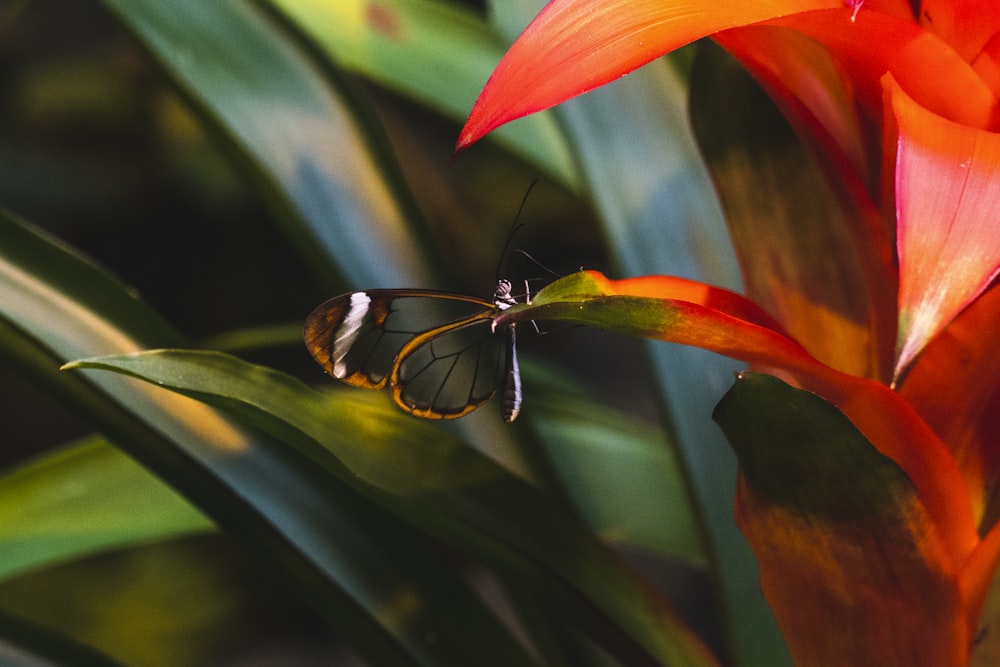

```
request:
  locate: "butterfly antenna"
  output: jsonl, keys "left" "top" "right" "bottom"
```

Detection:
{"left": 495, "top": 179, "right": 539, "bottom": 281}
{"left": 516, "top": 249, "right": 561, "bottom": 278}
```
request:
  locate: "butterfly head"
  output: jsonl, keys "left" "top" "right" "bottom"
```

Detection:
{"left": 493, "top": 279, "right": 516, "bottom": 310}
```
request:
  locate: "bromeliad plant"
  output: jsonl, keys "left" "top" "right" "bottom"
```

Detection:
{"left": 458, "top": 0, "right": 1000, "bottom": 665}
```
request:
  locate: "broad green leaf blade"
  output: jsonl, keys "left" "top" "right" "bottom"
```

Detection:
{"left": 68, "top": 349, "right": 720, "bottom": 667}
{"left": 489, "top": 5, "right": 769, "bottom": 665}
{"left": 714, "top": 372, "right": 966, "bottom": 666}
{"left": 99, "top": 0, "right": 434, "bottom": 289}
{"left": 2, "top": 537, "right": 251, "bottom": 667}
{"left": 262, "top": 0, "right": 579, "bottom": 190}
{"left": 0, "top": 210, "right": 537, "bottom": 666}
{"left": 510, "top": 271, "right": 814, "bottom": 372}
{"left": 524, "top": 363, "right": 706, "bottom": 566}
{"left": 0, "top": 435, "right": 212, "bottom": 582}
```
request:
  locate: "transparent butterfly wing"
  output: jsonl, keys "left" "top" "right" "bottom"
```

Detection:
{"left": 304, "top": 289, "right": 508, "bottom": 418}
{"left": 391, "top": 317, "right": 507, "bottom": 418}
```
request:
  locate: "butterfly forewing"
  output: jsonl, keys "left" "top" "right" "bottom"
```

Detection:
{"left": 304, "top": 292, "right": 403, "bottom": 388}
{"left": 304, "top": 289, "right": 507, "bottom": 418}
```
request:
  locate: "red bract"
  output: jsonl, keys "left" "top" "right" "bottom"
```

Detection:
{"left": 463, "top": 1, "right": 1000, "bottom": 665}
{"left": 890, "top": 78, "right": 1000, "bottom": 378}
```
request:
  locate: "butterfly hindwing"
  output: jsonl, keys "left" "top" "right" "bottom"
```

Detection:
{"left": 392, "top": 316, "right": 506, "bottom": 418}
{"left": 304, "top": 289, "right": 506, "bottom": 418}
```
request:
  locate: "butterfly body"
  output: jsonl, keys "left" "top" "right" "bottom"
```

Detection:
{"left": 304, "top": 280, "right": 523, "bottom": 422}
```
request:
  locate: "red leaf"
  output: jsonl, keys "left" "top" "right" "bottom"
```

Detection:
{"left": 899, "top": 285, "right": 1000, "bottom": 530}
{"left": 456, "top": 0, "right": 842, "bottom": 151}
{"left": 888, "top": 77, "right": 1000, "bottom": 378}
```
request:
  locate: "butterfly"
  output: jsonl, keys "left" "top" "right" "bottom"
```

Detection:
{"left": 304, "top": 278, "right": 526, "bottom": 422}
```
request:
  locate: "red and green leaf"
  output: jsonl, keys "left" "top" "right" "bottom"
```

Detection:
{"left": 503, "top": 271, "right": 978, "bottom": 562}
{"left": 715, "top": 373, "right": 967, "bottom": 667}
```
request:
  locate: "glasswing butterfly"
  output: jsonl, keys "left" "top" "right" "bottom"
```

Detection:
{"left": 303, "top": 278, "right": 526, "bottom": 422}
{"left": 305, "top": 183, "right": 546, "bottom": 422}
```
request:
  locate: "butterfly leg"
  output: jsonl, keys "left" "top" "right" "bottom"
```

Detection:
{"left": 523, "top": 279, "right": 541, "bottom": 334}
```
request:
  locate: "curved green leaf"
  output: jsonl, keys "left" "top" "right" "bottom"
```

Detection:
{"left": 67, "top": 348, "right": 719, "bottom": 667}
{"left": 0, "top": 435, "right": 212, "bottom": 582}
{"left": 99, "top": 0, "right": 434, "bottom": 289}
{"left": 0, "top": 209, "right": 536, "bottom": 666}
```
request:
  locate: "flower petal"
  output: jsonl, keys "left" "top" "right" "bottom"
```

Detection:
{"left": 717, "top": 372, "right": 967, "bottom": 666}
{"left": 457, "top": 0, "right": 842, "bottom": 150}
{"left": 889, "top": 78, "right": 1000, "bottom": 377}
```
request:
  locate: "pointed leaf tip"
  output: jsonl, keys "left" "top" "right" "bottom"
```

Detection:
{"left": 458, "top": 0, "right": 845, "bottom": 148}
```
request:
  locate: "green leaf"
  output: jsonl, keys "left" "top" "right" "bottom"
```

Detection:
{"left": 501, "top": 271, "right": 816, "bottom": 377}
{"left": 67, "top": 348, "right": 719, "bottom": 667}
{"left": 0, "top": 607, "right": 125, "bottom": 667}
{"left": 0, "top": 210, "right": 537, "bottom": 666}
{"left": 99, "top": 0, "right": 435, "bottom": 289}
{"left": 262, "top": 0, "right": 579, "bottom": 189}
{"left": 525, "top": 365, "right": 706, "bottom": 566}
{"left": 715, "top": 373, "right": 914, "bottom": 516}
{"left": 1, "top": 537, "right": 248, "bottom": 667}
{"left": 0, "top": 436, "right": 212, "bottom": 582}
